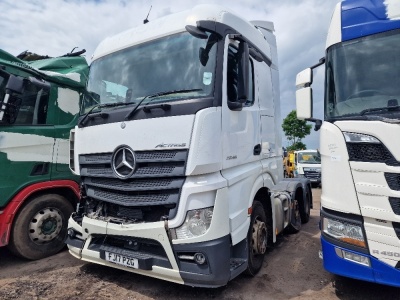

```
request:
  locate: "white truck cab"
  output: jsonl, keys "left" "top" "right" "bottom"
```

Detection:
{"left": 66, "top": 4, "right": 312, "bottom": 287}
{"left": 293, "top": 150, "right": 321, "bottom": 187}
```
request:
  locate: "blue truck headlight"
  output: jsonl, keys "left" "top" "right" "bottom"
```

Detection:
{"left": 174, "top": 207, "right": 213, "bottom": 239}
{"left": 322, "top": 216, "right": 367, "bottom": 248}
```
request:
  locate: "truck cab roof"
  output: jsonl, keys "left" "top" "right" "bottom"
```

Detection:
{"left": 92, "top": 4, "right": 275, "bottom": 66}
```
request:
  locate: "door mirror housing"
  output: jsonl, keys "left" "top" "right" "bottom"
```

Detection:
{"left": 296, "top": 68, "right": 312, "bottom": 88}
{"left": 296, "top": 87, "right": 313, "bottom": 120}
{"left": 6, "top": 75, "right": 25, "bottom": 94}
{"left": 295, "top": 68, "right": 313, "bottom": 120}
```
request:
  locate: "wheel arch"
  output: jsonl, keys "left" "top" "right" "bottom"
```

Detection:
{"left": 0, "top": 180, "right": 79, "bottom": 247}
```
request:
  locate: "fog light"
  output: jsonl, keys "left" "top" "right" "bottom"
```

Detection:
{"left": 67, "top": 228, "right": 76, "bottom": 238}
{"left": 342, "top": 249, "right": 370, "bottom": 267}
{"left": 194, "top": 252, "right": 206, "bottom": 265}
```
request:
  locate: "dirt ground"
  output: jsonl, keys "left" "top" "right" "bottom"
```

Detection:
{"left": 1, "top": 189, "right": 400, "bottom": 300}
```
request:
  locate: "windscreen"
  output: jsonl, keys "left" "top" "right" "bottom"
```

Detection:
{"left": 297, "top": 152, "right": 321, "bottom": 164}
{"left": 82, "top": 31, "right": 217, "bottom": 113}
{"left": 325, "top": 29, "right": 400, "bottom": 119}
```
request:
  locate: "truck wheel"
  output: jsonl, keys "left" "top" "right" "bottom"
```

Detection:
{"left": 8, "top": 194, "right": 74, "bottom": 260}
{"left": 286, "top": 199, "right": 301, "bottom": 234}
{"left": 300, "top": 187, "right": 311, "bottom": 224}
{"left": 245, "top": 201, "right": 267, "bottom": 276}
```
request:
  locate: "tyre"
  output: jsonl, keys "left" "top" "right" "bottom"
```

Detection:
{"left": 8, "top": 194, "right": 74, "bottom": 260}
{"left": 286, "top": 198, "right": 301, "bottom": 234}
{"left": 300, "top": 187, "right": 311, "bottom": 224}
{"left": 245, "top": 201, "right": 268, "bottom": 276}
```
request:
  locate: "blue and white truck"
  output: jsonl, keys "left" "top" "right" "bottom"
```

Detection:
{"left": 296, "top": 0, "right": 400, "bottom": 287}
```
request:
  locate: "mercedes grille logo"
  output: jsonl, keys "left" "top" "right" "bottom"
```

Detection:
{"left": 111, "top": 146, "right": 136, "bottom": 179}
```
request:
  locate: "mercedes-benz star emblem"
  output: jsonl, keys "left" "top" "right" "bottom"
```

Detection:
{"left": 111, "top": 146, "right": 136, "bottom": 179}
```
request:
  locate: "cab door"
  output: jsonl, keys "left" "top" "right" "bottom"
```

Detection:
{"left": 221, "top": 39, "right": 260, "bottom": 170}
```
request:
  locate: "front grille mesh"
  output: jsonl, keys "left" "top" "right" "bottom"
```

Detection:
{"left": 385, "top": 173, "right": 400, "bottom": 191}
{"left": 80, "top": 149, "right": 188, "bottom": 221}
{"left": 393, "top": 222, "right": 400, "bottom": 240}
{"left": 304, "top": 171, "right": 320, "bottom": 179}
{"left": 347, "top": 143, "right": 395, "bottom": 164}
{"left": 389, "top": 197, "right": 400, "bottom": 215}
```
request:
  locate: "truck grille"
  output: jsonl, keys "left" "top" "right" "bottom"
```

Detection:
{"left": 347, "top": 143, "right": 400, "bottom": 166}
{"left": 389, "top": 197, "right": 400, "bottom": 215}
{"left": 303, "top": 170, "right": 320, "bottom": 179}
{"left": 384, "top": 173, "right": 400, "bottom": 191}
{"left": 79, "top": 149, "right": 188, "bottom": 221}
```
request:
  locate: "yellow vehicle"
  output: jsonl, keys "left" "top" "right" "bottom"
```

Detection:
{"left": 283, "top": 150, "right": 295, "bottom": 178}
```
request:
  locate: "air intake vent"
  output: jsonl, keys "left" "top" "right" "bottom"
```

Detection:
{"left": 393, "top": 222, "right": 400, "bottom": 240}
{"left": 389, "top": 197, "right": 400, "bottom": 215}
{"left": 347, "top": 143, "right": 398, "bottom": 165}
{"left": 385, "top": 173, "right": 400, "bottom": 191}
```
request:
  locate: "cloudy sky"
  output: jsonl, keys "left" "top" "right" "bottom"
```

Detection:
{"left": 0, "top": 0, "right": 340, "bottom": 149}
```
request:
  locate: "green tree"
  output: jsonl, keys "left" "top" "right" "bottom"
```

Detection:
{"left": 282, "top": 110, "right": 311, "bottom": 151}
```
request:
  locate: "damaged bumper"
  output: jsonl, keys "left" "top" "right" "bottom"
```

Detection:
{"left": 66, "top": 214, "right": 232, "bottom": 287}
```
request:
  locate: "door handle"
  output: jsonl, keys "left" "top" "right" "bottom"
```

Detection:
{"left": 253, "top": 144, "right": 261, "bottom": 155}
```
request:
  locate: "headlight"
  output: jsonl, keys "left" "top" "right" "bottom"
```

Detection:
{"left": 343, "top": 132, "right": 380, "bottom": 144}
{"left": 322, "top": 216, "right": 366, "bottom": 248}
{"left": 174, "top": 207, "right": 213, "bottom": 239}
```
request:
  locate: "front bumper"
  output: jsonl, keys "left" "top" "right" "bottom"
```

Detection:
{"left": 66, "top": 215, "right": 233, "bottom": 287}
{"left": 321, "top": 237, "right": 400, "bottom": 287}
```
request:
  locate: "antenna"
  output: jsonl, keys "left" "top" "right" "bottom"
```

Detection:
{"left": 143, "top": 5, "right": 152, "bottom": 24}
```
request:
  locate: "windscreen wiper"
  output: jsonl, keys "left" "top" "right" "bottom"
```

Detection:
{"left": 78, "top": 102, "right": 131, "bottom": 127}
{"left": 360, "top": 105, "right": 400, "bottom": 116}
{"left": 124, "top": 88, "right": 203, "bottom": 120}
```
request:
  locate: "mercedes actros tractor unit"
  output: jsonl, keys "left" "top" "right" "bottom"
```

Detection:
{"left": 66, "top": 5, "right": 312, "bottom": 287}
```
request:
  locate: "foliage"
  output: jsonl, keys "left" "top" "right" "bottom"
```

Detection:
{"left": 282, "top": 110, "right": 312, "bottom": 150}
{"left": 286, "top": 141, "right": 307, "bottom": 151}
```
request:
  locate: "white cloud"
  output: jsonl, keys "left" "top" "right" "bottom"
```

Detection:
{"left": 0, "top": 0, "right": 340, "bottom": 149}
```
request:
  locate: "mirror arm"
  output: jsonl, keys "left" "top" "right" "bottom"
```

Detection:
{"left": 306, "top": 118, "right": 322, "bottom": 131}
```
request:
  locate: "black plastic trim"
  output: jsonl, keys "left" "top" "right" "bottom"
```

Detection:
{"left": 65, "top": 236, "right": 84, "bottom": 249}
{"left": 78, "top": 96, "right": 215, "bottom": 128}
{"left": 173, "top": 234, "right": 232, "bottom": 288}
{"left": 321, "top": 207, "right": 369, "bottom": 255}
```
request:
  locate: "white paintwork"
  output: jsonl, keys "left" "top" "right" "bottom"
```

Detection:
{"left": 221, "top": 38, "right": 261, "bottom": 170}
{"left": 319, "top": 122, "right": 361, "bottom": 214}
{"left": 74, "top": 114, "right": 195, "bottom": 155}
{"left": 295, "top": 87, "right": 313, "bottom": 120}
{"left": 57, "top": 88, "right": 80, "bottom": 115}
{"left": 0, "top": 132, "right": 54, "bottom": 162}
{"left": 93, "top": 4, "right": 271, "bottom": 64}
{"left": 326, "top": 3, "right": 342, "bottom": 49}
{"left": 364, "top": 218, "right": 400, "bottom": 267}
{"left": 385, "top": 0, "right": 400, "bottom": 20}
{"left": 69, "top": 4, "right": 303, "bottom": 284}
{"left": 185, "top": 107, "right": 222, "bottom": 176}
{"left": 168, "top": 172, "right": 226, "bottom": 228}
{"left": 295, "top": 68, "right": 312, "bottom": 88}
{"left": 55, "top": 138, "right": 69, "bottom": 164}
{"left": 67, "top": 217, "right": 184, "bottom": 284}
{"left": 38, "top": 70, "right": 81, "bottom": 83}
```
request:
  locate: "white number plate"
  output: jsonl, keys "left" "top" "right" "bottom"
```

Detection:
{"left": 105, "top": 251, "right": 138, "bottom": 269}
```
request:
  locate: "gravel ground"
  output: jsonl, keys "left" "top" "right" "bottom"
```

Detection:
{"left": 1, "top": 189, "right": 399, "bottom": 299}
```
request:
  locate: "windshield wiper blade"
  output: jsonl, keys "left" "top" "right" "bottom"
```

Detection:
{"left": 360, "top": 105, "right": 400, "bottom": 116}
{"left": 149, "top": 88, "right": 203, "bottom": 98}
{"left": 79, "top": 102, "right": 131, "bottom": 128}
{"left": 125, "top": 88, "right": 203, "bottom": 120}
